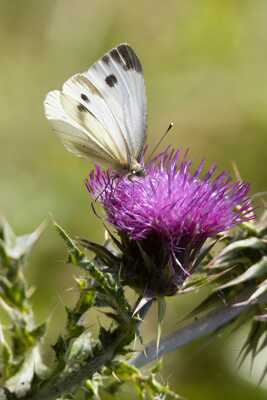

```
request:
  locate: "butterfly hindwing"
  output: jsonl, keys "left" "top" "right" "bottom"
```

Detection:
{"left": 44, "top": 91, "right": 119, "bottom": 165}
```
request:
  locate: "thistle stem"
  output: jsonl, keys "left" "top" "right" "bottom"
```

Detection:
{"left": 23, "top": 330, "right": 127, "bottom": 400}
{"left": 131, "top": 288, "right": 267, "bottom": 368}
{"left": 19, "top": 300, "right": 154, "bottom": 400}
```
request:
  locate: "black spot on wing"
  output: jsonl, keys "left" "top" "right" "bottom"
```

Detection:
{"left": 117, "top": 45, "right": 131, "bottom": 70}
{"left": 77, "top": 103, "right": 88, "bottom": 112}
{"left": 110, "top": 48, "right": 122, "bottom": 65}
{"left": 102, "top": 55, "right": 110, "bottom": 64}
{"left": 81, "top": 93, "right": 89, "bottom": 102}
{"left": 117, "top": 44, "right": 142, "bottom": 73}
{"left": 105, "top": 74, "right": 118, "bottom": 87}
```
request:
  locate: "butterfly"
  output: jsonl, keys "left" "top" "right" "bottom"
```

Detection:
{"left": 44, "top": 43, "right": 147, "bottom": 176}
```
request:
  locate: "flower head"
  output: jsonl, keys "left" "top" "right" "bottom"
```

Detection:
{"left": 87, "top": 148, "right": 252, "bottom": 296}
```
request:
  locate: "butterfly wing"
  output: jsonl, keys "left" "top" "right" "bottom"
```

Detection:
{"left": 44, "top": 44, "right": 147, "bottom": 170}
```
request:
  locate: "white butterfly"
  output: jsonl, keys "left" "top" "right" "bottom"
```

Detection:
{"left": 44, "top": 43, "right": 147, "bottom": 176}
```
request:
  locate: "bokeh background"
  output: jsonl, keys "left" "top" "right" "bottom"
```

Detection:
{"left": 1, "top": 1, "right": 267, "bottom": 399}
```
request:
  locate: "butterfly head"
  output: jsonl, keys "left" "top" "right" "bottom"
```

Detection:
{"left": 129, "top": 160, "right": 146, "bottom": 178}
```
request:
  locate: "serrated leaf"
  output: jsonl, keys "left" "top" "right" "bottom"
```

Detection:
{"left": 217, "top": 256, "right": 267, "bottom": 290}
{"left": 52, "top": 335, "right": 67, "bottom": 363}
{"left": 0, "top": 219, "right": 44, "bottom": 261}
{"left": 70, "top": 290, "right": 96, "bottom": 322}
{"left": 0, "top": 219, "right": 16, "bottom": 249}
{"left": 0, "top": 325, "right": 13, "bottom": 379}
{"left": 6, "top": 345, "right": 49, "bottom": 397}
{"left": 28, "top": 323, "right": 46, "bottom": 343}
{"left": 53, "top": 221, "right": 83, "bottom": 264}
{"left": 65, "top": 331, "right": 93, "bottom": 364}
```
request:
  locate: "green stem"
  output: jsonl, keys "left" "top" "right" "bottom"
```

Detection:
{"left": 19, "top": 300, "right": 153, "bottom": 400}
{"left": 23, "top": 330, "right": 126, "bottom": 400}
{"left": 132, "top": 287, "right": 267, "bottom": 368}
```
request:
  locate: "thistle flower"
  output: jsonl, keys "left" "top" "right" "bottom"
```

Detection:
{"left": 86, "top": 148, "right": 252, "bottom": 297}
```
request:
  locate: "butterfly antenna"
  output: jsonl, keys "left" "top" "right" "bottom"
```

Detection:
{"left": 148, "top": 122, "right": 174, "bottom": 160}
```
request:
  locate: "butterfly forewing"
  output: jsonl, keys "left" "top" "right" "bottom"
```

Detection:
{"left": 84, "top": 44, "right": 147, "bottom": 160}
{"left": 44, "top": 43, "right": 147, "bottom": 172}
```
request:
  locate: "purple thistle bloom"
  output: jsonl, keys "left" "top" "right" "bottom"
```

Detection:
{"left": 86, "top": 148, "right": 252, "bottom": 296}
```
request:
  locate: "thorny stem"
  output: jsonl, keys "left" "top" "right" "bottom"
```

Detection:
{"left": 131, "top": 288, "right": 267, "bottom": 368}
{"left": 16, "top": 289, "right": 267, "bottom": 399}
{"left": 19, "top": 300, "right": 154, "bottom": 400}
{"left": 23, "top": 331, "right": 126, "bottom": 400}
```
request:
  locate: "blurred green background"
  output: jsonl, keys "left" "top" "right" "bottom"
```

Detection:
{"left": 0, "top": 1, "right": 267, "bottom": 399}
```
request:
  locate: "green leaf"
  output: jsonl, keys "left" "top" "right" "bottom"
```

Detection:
{"left": 84, "top": 376, "right": 101, "bottom": 400}
{"left": 217, "top": 237, "right": 266, "bottom": 263}
{"left": 65, "top": 331, "right": 94, "bottom": 365}
{"left": 27, "top": 323, "right": 46, "bottom": 345}
{"left": 52, "top": 335, "right": 67, "bottom": 364}
{"left": 181, "top": 272, "right": 209, "bottom": 290}
{"left": 235, "top": 278, "right": 267, "bottom": 305}
{"left": 0, "top": 219, "right": 44, "bottom": 261}
{"left": 136, "top": 242, "right": 154, "bottom": 271}
{"left": 180, "top": 266, "right": 233, "bottom": 293}
{"left": 217, "top": 256, "right": 267, "bottom": 290}
{"left": 66, "top": 289, "right": 96, "bottom": 336}
{"left": 192, "top": 238, "right": 218, "bottom": 269}
{"left": 5, "top": 345, "right": 50, "bottom": 397}
{"left": 78, "top": 238, "right": 120, "bottom": 266}
{"left": 0, "top": 388, "right": 8, "bottom": 400}
{"left": 53, "top": 221, "right": 83, "bottom": 264}
{"left": 156, "top": 297, "right": 166, "bottom": 356}
{"left": 0, "top": 325, "right": 13, "bottom": 379}
{"left": 238, "top": 320, "right": 266, "bottom": 369}
{"left": 111, "top": 360, "right": 139, "bottom": 380}
{"left": 104, "top": 361, "right": 182, "bottom": 399}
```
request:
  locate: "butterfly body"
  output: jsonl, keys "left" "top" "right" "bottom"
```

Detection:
{"left": 44, "top": 44, "right": 147, "bottom": 176}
